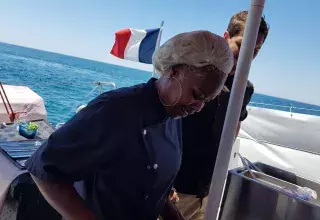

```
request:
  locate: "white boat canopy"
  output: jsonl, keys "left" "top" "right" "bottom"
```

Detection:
{"left": 0, "top": 84, "right": 47, "bottom": 123}
{"left": 242, "top": 106, "right": 320, "bottom": 155}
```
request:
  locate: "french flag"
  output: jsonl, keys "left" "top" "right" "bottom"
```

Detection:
{"left": 110, "top": 28, "right": 160, "bottom": 64}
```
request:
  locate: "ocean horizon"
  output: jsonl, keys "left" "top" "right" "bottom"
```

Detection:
{"left": 1, "top": 42, "right": 319, "bottom": 124}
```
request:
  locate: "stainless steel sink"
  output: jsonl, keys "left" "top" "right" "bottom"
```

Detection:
{"left": 219, "top": 162, "right": 320, "bottom": 220}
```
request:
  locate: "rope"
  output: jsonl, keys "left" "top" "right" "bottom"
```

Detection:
{"left": 0, "top": 90, "right": 10, "bottom": 114}
{"left": 0, "top": 82, "right": 14, "bottom": 114}
{"left": 0, "top": 82, "right": 16, "bottom": 122}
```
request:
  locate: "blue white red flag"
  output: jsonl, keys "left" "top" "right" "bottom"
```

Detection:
{"left": 110, "top": 28, "right": 160, "bottom": 64}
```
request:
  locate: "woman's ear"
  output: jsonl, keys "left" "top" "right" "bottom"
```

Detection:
{"left": 169, "top": 65, "right": 186, "bottom": 81}
{"left": 169, "top": 65, "right": 179, "bottom": 78}
{"left": 223, "top": 31, "right": 230, "bottom": 40}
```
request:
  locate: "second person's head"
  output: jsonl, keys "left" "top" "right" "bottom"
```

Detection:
{"left": 224, "top": 11, "right": 269, "bottom": 75}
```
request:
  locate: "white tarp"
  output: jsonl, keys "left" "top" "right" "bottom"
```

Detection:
{"left": 241, "top": 106, "right": 320, "bottom": 154}
{"left": 236, "top": 107, "right": 320, "bottom": 183}
{"left": 0, "top": 85, "right": 47, "bottom": 123}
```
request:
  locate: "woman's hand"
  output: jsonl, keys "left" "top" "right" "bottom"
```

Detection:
{"left": 161, "top": 188, "right": 183, "bottom": 220}
{"left": 169, "top": 188, "right": 180, "bottom": 204}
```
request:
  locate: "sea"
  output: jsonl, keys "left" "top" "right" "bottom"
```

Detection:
{"left": 1, "top": 42, "right": 320, "bottom": 125}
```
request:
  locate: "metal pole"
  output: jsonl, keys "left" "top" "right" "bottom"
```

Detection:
{"left": 203, "top": 1, "right": 266, "bottom": 219}
{"left": 152, "top": 21, "right": 164, "bottom": 78}
{"left": 100, "top": 84, "right": 103, "bottom": 95}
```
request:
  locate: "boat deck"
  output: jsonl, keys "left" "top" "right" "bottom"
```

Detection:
{"left": 0, "top": 120, "right": 54, "bottom": 169}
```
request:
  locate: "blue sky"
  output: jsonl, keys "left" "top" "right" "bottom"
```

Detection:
{"left": 0, "top": 0, "right": 319, "bottom": 105}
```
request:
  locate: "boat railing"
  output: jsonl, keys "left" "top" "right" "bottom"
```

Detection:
{"left": 65, "top": 80, "right": 117, "bottom": 114}
{"left": 55, "top": 81, "right": 117, "bottom": 129}
{"left": 249, "top": 101, "right": 320, "bottom": 115}
{"left": 92, "top": 81, "right": 117, "bottom": 94}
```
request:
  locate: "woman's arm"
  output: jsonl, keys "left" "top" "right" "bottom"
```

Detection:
{"left": 25, "top": 99, "right": 122, "bottom": 219}
{"left": 31, "top": 175, "right": 96, "bottom": 220}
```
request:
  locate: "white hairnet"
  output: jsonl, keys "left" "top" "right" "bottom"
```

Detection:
{"left": 152, "top": 30, "right": 234, "bottom": 76}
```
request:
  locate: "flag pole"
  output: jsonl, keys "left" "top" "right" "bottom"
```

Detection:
{"left": 152, "top": 21, "right": 164, "bottom": 78}
{"left": 203, "top": 0, "right": 266, "bottom": 219}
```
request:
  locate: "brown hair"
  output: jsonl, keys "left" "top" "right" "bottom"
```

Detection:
{"left": 227, "top": 11, "right": 269, "bottom": 41}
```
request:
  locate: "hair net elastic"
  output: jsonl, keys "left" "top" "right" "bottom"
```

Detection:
{"left": 152, "top": 30, "right": 234, "bottom": 76}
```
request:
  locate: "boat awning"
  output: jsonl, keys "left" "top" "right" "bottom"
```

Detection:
{"left": 0, "top": 85, "right": 47, "bottom": 123}
{"left": 240, "top": 106, "right": 320, "bottom": 155}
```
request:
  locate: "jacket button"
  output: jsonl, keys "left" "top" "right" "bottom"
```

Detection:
{"left": 147, "top": 165, "right": 151, "bottom": 169}
{"left": 143, "top": 129, "right": 147, "bottom": 135}
{"left": 144, "top": 194, "right": 149, "bottom": 200}
{"left": 153, "top": 164, "right": 158, "bottom": 169}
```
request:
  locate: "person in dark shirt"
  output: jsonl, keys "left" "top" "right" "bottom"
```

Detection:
{"left": 172, "top": 11, "right": 270, "bottom": 220}
{"left": 25, "top": 30, "right": 234, "bottom": 220}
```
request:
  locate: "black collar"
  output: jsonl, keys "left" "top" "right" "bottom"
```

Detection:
{"left": 225, "top": 75, "right": 235, "bottom": 91}
{"left": 142, "top": 78, "right": 168, "bottom": 127}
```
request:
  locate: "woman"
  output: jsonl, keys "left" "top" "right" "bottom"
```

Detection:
{"left": 26, "top": 30, "right": 233, "bottom": 220}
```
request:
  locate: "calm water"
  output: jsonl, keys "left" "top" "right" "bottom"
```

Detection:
{"left": 1, "top": 42, "right": 320, "bottom": 124}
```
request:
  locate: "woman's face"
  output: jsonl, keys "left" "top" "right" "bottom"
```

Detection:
{"left": 158, "top": 64, "right": 227, "bottom": 118}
